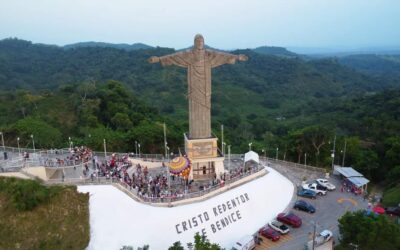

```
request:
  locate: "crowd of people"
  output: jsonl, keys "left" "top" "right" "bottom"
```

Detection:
{"left": 91, "top": 153, "right": 132, "bottom": 180}
{"left": 27, "top": 146, "right": 261, "bottom": 202}
{"left": 38, "top": 146, "right": 93, "bottom": 167}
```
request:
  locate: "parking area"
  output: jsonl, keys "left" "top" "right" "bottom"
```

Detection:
{"left": 252, "top": 160, "right": 368, "bottom": 250}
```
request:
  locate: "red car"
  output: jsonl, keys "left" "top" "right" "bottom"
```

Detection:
{"left": 277, "top": 212, "right": 302, "bottom": 228}
{"left": 259, "top": 226, "right": 280, "bottom": 241}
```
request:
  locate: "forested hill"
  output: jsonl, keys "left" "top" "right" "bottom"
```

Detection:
{"left": 63, "top": 41, "right": 153, "bottom": 50}
{"left": 338, "top": 54, "right": 400, "bottom": 77}
{"left": 1, "top": 38, "right": 398, "bottom": 118}
{"left": 1, "top": 38, "right": 400, "bottom": 187}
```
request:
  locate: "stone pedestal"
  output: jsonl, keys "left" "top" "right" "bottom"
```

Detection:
{"left": 184, "top": 133, "right": 225, "bottom": 181}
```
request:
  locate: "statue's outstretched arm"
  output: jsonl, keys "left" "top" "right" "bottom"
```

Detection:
{"left": 148, "top": 51, "right": 190, "bottom": 68}
{"left": 209, "top": 51, "right": 248, "bottom": 68}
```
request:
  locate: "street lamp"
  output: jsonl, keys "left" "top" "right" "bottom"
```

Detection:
{"left": 248, "top": 142, "right": 252, "bottom": 151}
{"left": 228, "top": 145, "right": 231, "bottom": 170}
{"left": 31, "top": 134, "right": 35, "bottom": 153}
{"left": 17, "top": 137, "right": 21, "bottom": 155}
{"left": 135, "top": 141, "right": 138, "bottom": 157}
{"left": 166, "top": 145, "right": 171, "bottom": 192}
{"left": 331, "top": 135, "right": 336, "bottom": 171}
{"left": 342, "top": 139, "right": 347, "bottom": 167}
{"left": 261, "top": 149, "right": 266, "bottom": 159}
{"left": 0, "top": 132, "right": 4, "bottom": 152}
{"left": 222, "top": 142, "right": 226, "bottom": 156}
{"left": 103, "top": 139, "right": 107, "bottom": 158}
{"left": 304, "top": 153, "right": 307, "bottom": 166}
{"left": 276, "top": 147, "right": 279, "bottom": 160}
{"left": 138, "top": 143, "right": 141, "bottom": 157}
{"left": 68, "top": 136, "right": 72, "bottom": 151}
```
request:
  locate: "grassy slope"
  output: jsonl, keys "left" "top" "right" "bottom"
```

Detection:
{"left": 0, "top": 179, "right": 89, "bottom": 250}
{"left": 382, "top": 185, "right": 400, "bottom": 207}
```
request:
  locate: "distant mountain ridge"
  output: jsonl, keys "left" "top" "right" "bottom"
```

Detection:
{"left": 63, "top": 41, "right": 154, "bottom": 50}
{"left": 1, "top": 37, "right": 301, "bottom": 58}
{"left": 338, "top": 54, "right": 400, "bottom": 77}
{"left": 252, "top": 46, "right": 298, "bottom": 57}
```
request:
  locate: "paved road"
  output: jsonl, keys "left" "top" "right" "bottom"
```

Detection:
{"left": 257, "top": 161, "right": 368, "bottom": 250}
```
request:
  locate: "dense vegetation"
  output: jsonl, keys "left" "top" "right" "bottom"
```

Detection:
{"left": 336, "top": 211, "right": 400, "bottom": 250}
{"left": 0, "top": 38, "right": 399, "bottom": 191}
{"left": 169, "top": 233, "right": 221, "bottom": 250}
{"left": 0, "top": 177, "right": 89, "bottom": 249}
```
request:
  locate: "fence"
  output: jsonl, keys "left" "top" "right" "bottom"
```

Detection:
{"left": 264, "top": 157, "right": 326, "bottom": 173}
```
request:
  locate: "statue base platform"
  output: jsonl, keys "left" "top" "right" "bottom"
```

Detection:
{"left": 184, "top": 133, "right": 225, "bottom": 181}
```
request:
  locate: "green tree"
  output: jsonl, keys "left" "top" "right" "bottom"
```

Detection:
{"left": 168, "top": 241, "right": 184, "bottom": 250}
{"left": 168, "top": 233, "right": 221, "bottom": 250}
{"left": 302, "top": 126, "right": 330, "bottom": 166}
{"left": 338, "top": 211, "right": 400, "bottom": 250}
{"left": 112, "top": 112, "right": 133, "bottom": 131}
{"left": 193, "top": 233, "right": 221, "bottom": 250}
{"left": 13, "top": 116, "right": 62, "bottom": 148}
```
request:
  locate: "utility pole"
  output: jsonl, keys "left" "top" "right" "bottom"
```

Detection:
{"left": 135, "top": 141, "right": 138, "bottom": 157}
{"left": 342, "top": 139, "right": 347, "bottom": 167}
{"left": 276, "top": 147, "right": 279, "bottom": 160}
{"left": 331, "top": 135, "right": 336, "bottom": 171}
{"left": 312, "top": 221, "right": 317, "bottom": 250}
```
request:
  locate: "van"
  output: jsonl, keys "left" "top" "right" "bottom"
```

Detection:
{"left": 230, "top": 235, "right": 256, "bottom": 250}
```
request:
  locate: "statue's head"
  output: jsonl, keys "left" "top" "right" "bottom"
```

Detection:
{"left": 194, "top": 34, "right": 204, "bottom": 50}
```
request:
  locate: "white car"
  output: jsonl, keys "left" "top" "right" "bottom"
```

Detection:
{"left": 319, "top": 230, "right": 333, "bottom": 242}
{"left": 230, "top": 235, "right": 256, "bottom": 250}
{"left": 305, "top": 230, "right": 333, "bottom": 249}
{"left": 268, "top": 219, "right": 290, "bottom": 234}
{"left": 302, "top": 183, "right": 327, "bottom": 195}
{"left": 316, "top": 178, "right": 336, "bottom": 191}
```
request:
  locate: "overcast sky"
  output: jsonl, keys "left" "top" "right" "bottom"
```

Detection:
{"left": 0, "top": 0, "right": 399, "bottom": 49}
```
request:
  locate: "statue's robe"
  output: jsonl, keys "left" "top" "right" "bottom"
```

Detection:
{"left": 159, "top": 49, "right": 238, "bottom": 139}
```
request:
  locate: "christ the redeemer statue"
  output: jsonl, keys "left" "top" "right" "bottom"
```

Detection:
{"left": 149, "top": 34, "right": 248, "bottom": 139}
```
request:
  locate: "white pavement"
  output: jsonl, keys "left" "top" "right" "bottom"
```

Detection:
{"left": 78, "top": 166, "right": 294, "bottom": 250}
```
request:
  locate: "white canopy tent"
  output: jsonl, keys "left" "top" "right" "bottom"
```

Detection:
{"left": 244, "top": 151, "right": 259, "bottom": 164}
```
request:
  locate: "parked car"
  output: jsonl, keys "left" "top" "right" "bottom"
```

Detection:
{"left": 297, "top": 188, "right": 317, "bottom": 199}
{"left": 230, "top": 235, "right": 256, "bottom": 250}
{"left": 373, "top": 206, "right": 385, "bottom": 214}
{"left": 305, "top": 230, "right": 333, "bottom": 249}
{"left": 294, "top": 200, "right": 316, "bottom": 213}
{"left": 318, "top": 230, "right": 333, "bottom": 242}
{"left": 259, "top": 226, "right": 280, "bottom": 241}
{"left": 268, "top": 220, "right": 290, "bottom": 234}
{"left": 385, "top": 206, "right": 400, "bottom": 216}
{"left": 315, "top": 178, "right": 336, "bottom": 191}
{"left": 277, "top": 212, "right": 302, "bottom": 228}
{"left": 302, "top": 183, "right": 327, "bottom": 195}
{"left": 310, "top": 181, "right": 328, "bottom": 191}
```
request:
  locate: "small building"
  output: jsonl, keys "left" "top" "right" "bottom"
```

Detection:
{"left": 333, "top": 165, "right": 369, "bottom": 192}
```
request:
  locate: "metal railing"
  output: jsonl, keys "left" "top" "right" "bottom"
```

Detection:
{"left": 45, "top": 164, "right": 265, "bottom": 204}
{"left": 264, "top": 157, "right": 326, "bottom": 173}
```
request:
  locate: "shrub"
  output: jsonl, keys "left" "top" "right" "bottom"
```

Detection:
{"left": 0, "top": 177, "right": 57, "bottom": 211}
